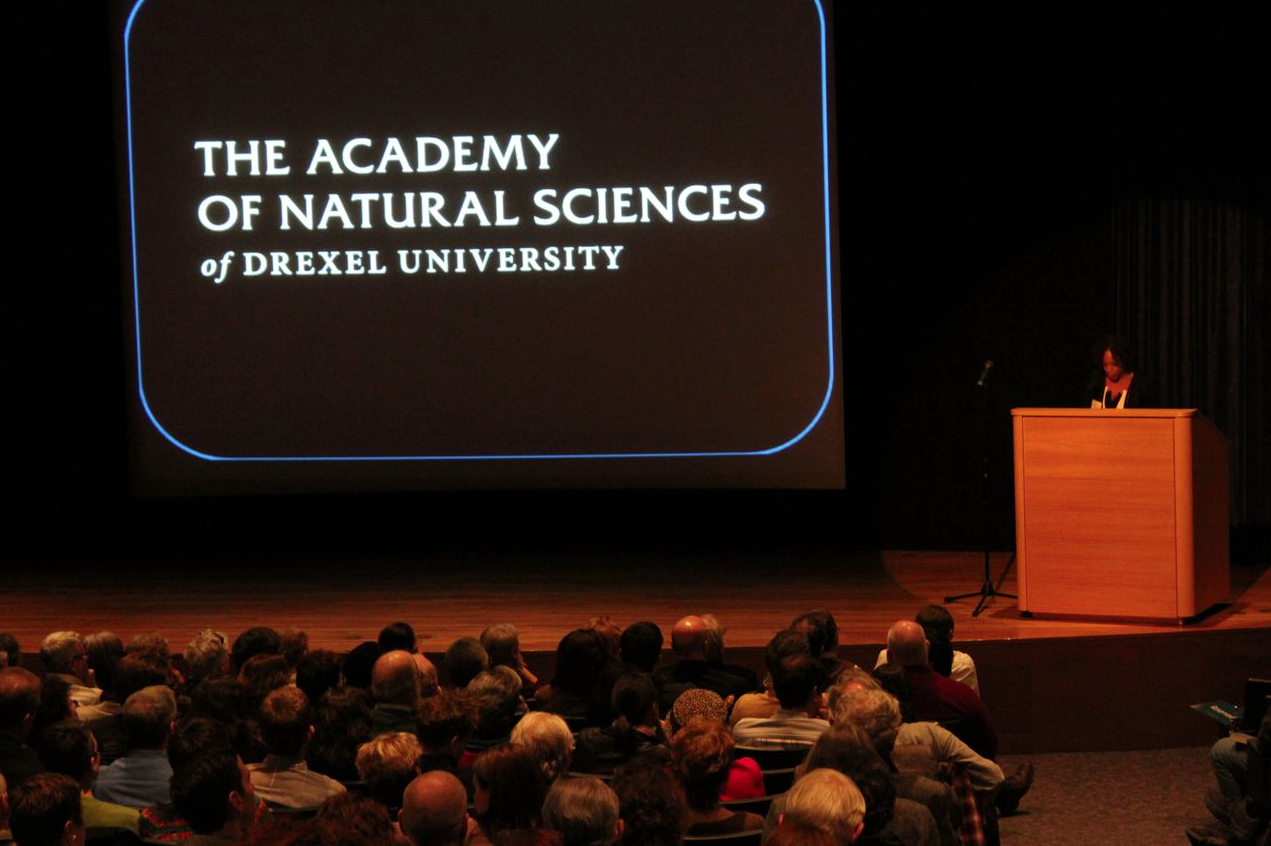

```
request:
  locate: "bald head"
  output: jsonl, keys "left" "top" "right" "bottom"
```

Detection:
{"left": 372, "top": 650, "right": 422, "bottom": 707}
{"left": 400, "top": 771, "right": 469, "bottom": 846}
{"left": 885, "top": 621, "right": 928, "bottom": 667}
{"left": 0, "top": 667, "right": 41, "bottom": 737}
{"left": 414, "top": 654, "right": 439, "bottom": 696}
{"left": 671, "top": 616, "right": 708, "bottom": 657}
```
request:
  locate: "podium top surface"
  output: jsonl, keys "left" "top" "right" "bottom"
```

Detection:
{"left": 1011, "top": 408, "right": 1200, "bottom": 418}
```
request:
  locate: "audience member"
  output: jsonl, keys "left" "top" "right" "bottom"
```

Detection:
{"left": 183, "top": 630, "right": 231, "bottom": 692}
{"left": 295, "top": 650, "right": 342, "bottom": 706}
{"left": 187, "top": 675, "right": 266, "bottom": 765}
{"left": 169, "top": 748, "right": 256, "bottom": 845}
{"left": 249, "top": 686, "right": 345, "bottom": 809}
{"left": 37, "top": 634, "right": 99, "bottom": 709}
{"left": 231, "top": 628, "right": 281, "bottom": 675}
{"left": 444, "top": 639, "right": 489, "bottom": 691}
{"left": 573, "top": 673, "right": 668, "bottom": 776}
{"left": 671, "top": 720, "right": 763, "bottom": 835}
{"left": 732, "top": 654, "right": 828, "bottom": 749}
{"left": 462, "top": 668, "right": 527, "bottom": 767}
{"left": 342, "top": 642, "right": 385, "bottom": 692}
{"left": 400, "top": 771, "right": 470, "bottom": 846}
{"left": 237, "top": 654, "right": 291, "bottom": 710}
{"left": 356, "top": 732, "right": 423, "bottom": 813}
{"left": 482, "top": 624, "right": 539, "bottom": 694}
{"left": 0, "top": 668, "right": 44, "bottom": 787}
{"left": 7, "top": 772, "right": 84, "bottom": 846}
{"left": 511, "top": 713, "right": 573, "bottom": 784}
{"left": 471, "top": 744, "right": 545, "bottom": 844}
{"left": 619, "top": 623, "right": 663, "bottom": 675}
{"left": 306, "top": 687, "right": 373, "bottom": 783}
{"left": 33, "top": 720, "right": 140, "bottom": 835}
{"left": 778, "top": 768, "right": 865, "bottom": 845}
{"left": 542, "top": 776, "right": 623, "bottom": 846}
{"left": 80, "top": 633, "right": 124, "bottom": 715}
{"left": 654, "top": 616, "right": 755, "bottom": 710}
{"left": 315, "top": 791, "right": 396, "bottom": 846}
{"left": 0, "top": 635, "right": 18, "bottom": 671}
{"left": 416, "top": 690, "right": 477, "bottom": 787}
{"left": 416, "top": 655, "right": 441, "bottom": 698}
{"left": 82, "top": 652, "right": 168, "bottom": 764}
{"left": 277, "top": 627, "right": 309, "bottom": 672}
{"left": 668, "top": 689, "right": 763, "bottom": 802}
{"left": 378, "top": 623, "right": 418, "bottom": 654}
{"left": 874, "top": 607, "right": 978, "bottom": 695}
{"left": 792, "top": 610, "right": 856, "bottom": 686}
{"left": 730, "top": 629, "right": 811, "bottom": 727}
{"left": 371, "top": 651, "right": 424, "bottom": 736}
{"left": 28, "top": 678, "right": 75, "bottom": 742}
{"left": 609, "top": 759, "right": 688, "bottom": 846}
{"left": 138, "top": 717, "right": 237, "bottom": 842}
{"left": 93, "top": 685, "right": 176, "bottom": 809}
{"left": 535, "top": 630, "right": 610, "bottom": 727}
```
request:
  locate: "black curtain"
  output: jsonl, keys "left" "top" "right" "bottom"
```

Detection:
{"left": 1112, "top": 200, "right": 1270, "bottom": 526}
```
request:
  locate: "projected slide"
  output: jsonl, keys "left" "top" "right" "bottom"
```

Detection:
{"left": 116, "top": 0, "right": 843, "bottom": 491}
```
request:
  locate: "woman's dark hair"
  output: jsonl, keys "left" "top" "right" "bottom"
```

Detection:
{"left": 914, "top": 605, "right": 955, "bottom": 679}
{"left": 670, "top": 720, "right": 734, "bottom": 813}
{"left": 188, "top": 676, "right": 267, "bottom": 763}
{"left": 9, "top": 772, "right": 83, "bottom": 846}
{"left": 619, "top": 623, "right": 663, "bottom": 674}
{"left": 307, "top": 687, "right": 373, "bottom": 781}
{"left": 473, "top": 744, "right": 547, "bottom": 837}
{"left": 343, "top": 641, "right": 385, "bottom": 691}
{"left": 168, "top": 717, "right": 236, "bottom": 772}
{"left": 610, "top": 759, "right": 688, "bottom": 846}
{"left": 871, "top": 663, "right": 914, "bottom": 724}
{"left": 1094, "top": 334, "right": 1137, "bottom": 372}
{"left": 296, "top": 649, "right": 343, "bottom": 705}
{"left": 30, "top": 675, "right": 75, "bottom": 739}
{"left": 551, "top": 630, "right": 610, "bottom": 698}
{"left": 607, "top": 673, "right": 659, "bottom": 754}
{"left": 171, "top": 748, "right": 243, "bottom": 834}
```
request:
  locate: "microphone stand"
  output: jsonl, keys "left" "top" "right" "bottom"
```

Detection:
{"left": 944, "top": 361, "right": 1016, "bottom": 617}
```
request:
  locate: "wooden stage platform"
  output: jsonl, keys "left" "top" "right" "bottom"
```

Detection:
{"left": 3, "top": 550, "right": 1269, "bottom": 754}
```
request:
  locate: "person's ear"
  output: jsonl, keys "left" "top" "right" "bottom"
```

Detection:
{"left": 614, "top": 819, "right": 625, "bottom": 842}
{"left": 851, "top": 820, "right": 865, "bottom": 843}
{"left": 62, "top": 818, "right": 78, "bottom": 846}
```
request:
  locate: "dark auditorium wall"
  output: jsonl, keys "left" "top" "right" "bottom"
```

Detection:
{"left": 8, "top": 3, "right": 1267, "bottom": 559}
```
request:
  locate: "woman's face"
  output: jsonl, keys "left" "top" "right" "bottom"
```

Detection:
{"left": 1102, "top": 349, "right": 1125, "bottom": 382}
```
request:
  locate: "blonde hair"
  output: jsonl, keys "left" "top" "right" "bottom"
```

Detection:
{"left": 782, "top": 769, "right": 866, "bottom": 843}
{"left": 355, "top": 731, "right": 423, "bottom": 787}
{"left": 511, "top": 711, "right": 574, "bottom": 782}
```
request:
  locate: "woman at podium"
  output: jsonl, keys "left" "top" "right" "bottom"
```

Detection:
{"left": 1084, "top": 334, "right": 1155, "bottom": 408}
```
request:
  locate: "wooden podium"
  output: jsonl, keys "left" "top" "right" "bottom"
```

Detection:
{"left": 1011, "top": 408, "right": 1229, "bottom": 623}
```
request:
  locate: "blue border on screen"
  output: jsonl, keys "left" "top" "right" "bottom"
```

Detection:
{"left": 125, "top": 0, "right": 837, "bottom": 462}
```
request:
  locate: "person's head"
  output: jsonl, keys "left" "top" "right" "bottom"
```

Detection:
{"left": 763, "top": 818, "right": 838, "bottom": 846}
{"left": 780, "top": 769, "right": 865, "bottom": 845}
{"left": 34, "top": 721, "right": 98, "bottom": 789}
{"left": 8, "top": 772, "right": 83, "bottom": 846}
{"left": 399, "top": 770, "right": 469, "bottom": 846}
{"left": 801, "top": 723, "right": 877, "bottom": 776}
{"left": 83, "top": 632, "right": 124, "bottom": 696}
{"left": 38, "top": 632, "right": 86, "bottom": 679}
{"left": 231, "top": 626, "right": 281, "bottom": 674}
{"left": 511, "top": 712, "right": 574, "bottom": 783}
{"left": 343, "top": 641, "right": 385, "bottom": 691}
{"left": 0, "top": 632, "right": 19, "bottom": 669}
{"left": 669, "top": 617, "right": 707, "bottom": 658}
{"left": 356, "top": 732, "right": 423, "bottom": 811}
{"left": 372, "top": 650, "right": 423, "bottom": 708}
{"left": 31, "top": 676, "right": 75, "bottom": 738}
{"left": 443, "top": 638, "right": 489, "bottom": 689}
{"left": 1096, "top": 334, "right": 1136, "bottom": 382}
{"left": 619, "top": 623, "right": 663, "bottom": 673}
{"left": 170, "top": 748, "right": 255, "bottom": 835}
{"left": 127, "top": 633, "right": 171, "bottom": 666}
{"left": 416, "top": 689, "right": 477, "bottom": 757}
{"left": 610, "top": 672, "right": 659, "bottom": 728}
{"left": 238, "top": 653, "right": 291, "bottom": 706}
{"left": 121, "top": 684, "right": 177, "bottom": 750}
{"left": 379, "top": 623, "right": 417, "bottom": 654}
{"left": 764, "top": 629, "right": 812, "bottom": 680}
{"left": 913, "top": 605, "right": 954, "bottom": 643}
{"left": 583, "top": 618, "right": 622, "bottom": 661}
{"left": 698, "top": 616, "right": 727, "bottom": 662}
{"left": 296, "top": 649, "right": 342, "bottom": 705}
{"left": 542, "top": 776, "right": 623, "bottom": 846}
{"left": 315, "top": 792, "right": 396, "bottom": 846}
{"left": 415, "top": 655, "right": 440, "bottom": 698}
{"left": 259, "top": 685, "right": 313, "bottom": 757}
{"left": 552, "top": 630, "right": 610, "bottom": 697}
{"left": 471, "top": 743, "right": 545, "bottom": 836}
{"left": 307, "top": 687, "right": 374, "bottom": 782}
{"left": 609, "top": 759, "right": 687, "bottom": 846}
{"left": 168, "top": 716, "right": 235, "bottom": 772}
{"left": 825, "top": 687, "right": 900, "bottom": 757}
{"left": 824, "top": 746, "right": 897, "bottom": 839}
{"left": 669, "top": 688, "right": 726, "bottom": 735}
{"left": 791, "top": 610, "right": 839, "bottom": 658}
{"left": 480, "top": 624, "right": 523, "bottom": 671}
{"left": 884, "top": 621, "right": 927, "bottom": 667}
{"left": 772, "top": 653, "right": 823, "bottom": 711}
{"left": 467, "top": 666, "right": 524, "bottom": 737}
{"left": 0, "top": 667, "right": 41, "bottom": 738}
{"left": 670, "top": 720, "right": 735, "bottom": 813}
{"left": 110, "top": 653, "right": 169, "bottom": 703}
{"left": 278, "top": 627, "right": 309, "bottom": 669}
{"left": 183, "top": 629, "right": 231, "bottom": 685}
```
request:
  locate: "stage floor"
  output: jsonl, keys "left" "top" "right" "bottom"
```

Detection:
{"left": 4, "top": 549, "right": 1268, "bottom": 653}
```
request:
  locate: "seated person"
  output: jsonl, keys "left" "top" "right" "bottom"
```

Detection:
{"left": 356, "top": 732, "right": 423, "bottom": 816}
{"left": 542, "top": 776, "right": 623, "bottom": 846}
{"left": 671, "top": 721, "right": 763, "bottom": 836}
{"left": 93, "top": 685, "right": 177, "bottom": 809}
{"left": 732, "top": 653, "right": 828, "bottom": 749}
{"left": 511, "top": 713, "right": 574, "bottom": 785}
{"left": 573, "top": 673, "right": 668, "bottom": 775}
{"left": 34, "top": 721, "right": 140, "bottom": 835}
{"left": 873, "top": 606, "right": 979, "bottom": 695}
{"left": 248, "top": 686, "right": 345, "bottom": 809}
{"left": 7, "top": 772, "right": 85, "bottom": 846}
